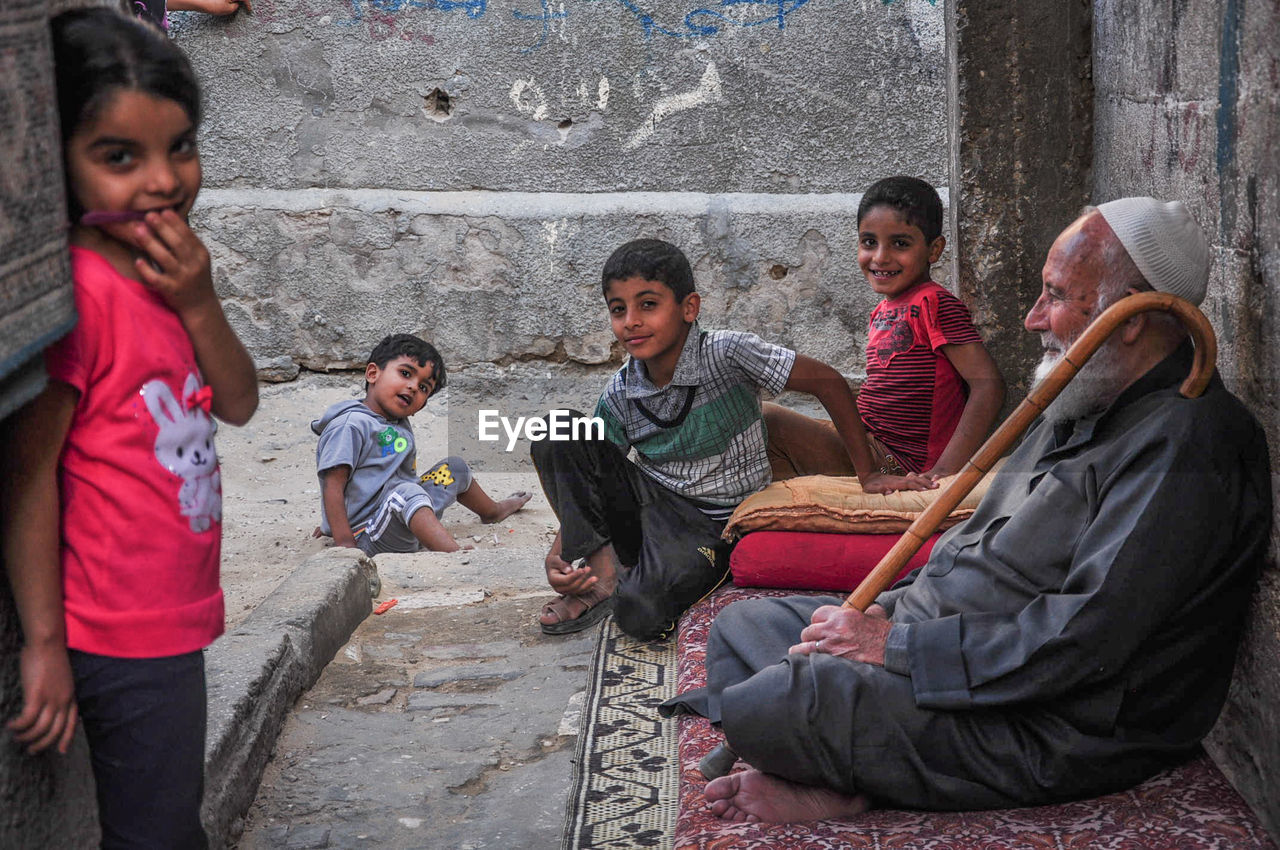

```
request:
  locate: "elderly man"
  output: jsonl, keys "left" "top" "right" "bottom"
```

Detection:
{"left": 662, "top": 198, "right": 1272, "bottom": 823}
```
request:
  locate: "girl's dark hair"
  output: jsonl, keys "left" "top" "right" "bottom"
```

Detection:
{"left": 51, "top": 7, "right": 202, "bottom": 142}
{"left": 857, "top": 176, "right": 945, "bottom": 243}
{"left": 601, "top": 239, "right": 696, "bottom": 301}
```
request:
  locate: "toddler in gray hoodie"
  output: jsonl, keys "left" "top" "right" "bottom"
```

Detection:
{"left": 312, "top": 334, "right": 530, "bottom": 554}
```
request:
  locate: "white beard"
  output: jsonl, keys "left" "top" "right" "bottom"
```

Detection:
{"left": 1031, "top": 333, "right": 1129, "bottom": 423}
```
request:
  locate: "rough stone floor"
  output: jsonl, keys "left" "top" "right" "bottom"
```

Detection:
{"left": 237, "top": 548, "right": 594, "bottom": 849}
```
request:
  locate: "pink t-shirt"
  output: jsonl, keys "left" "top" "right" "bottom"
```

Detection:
{"left": 44, "top": 247, "right": 224, "bottom": 657}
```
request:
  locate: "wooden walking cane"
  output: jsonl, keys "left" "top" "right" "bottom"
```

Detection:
{"left": 842, "top": 291, "right": 1218, "bottom": 612}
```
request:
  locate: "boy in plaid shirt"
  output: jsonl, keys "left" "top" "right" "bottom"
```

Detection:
{"left": 533, "top": 239, "right": 933, "bottom": 640}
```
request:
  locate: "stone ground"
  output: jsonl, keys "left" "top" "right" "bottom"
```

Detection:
{"left": 218, "top": 371, "right": 570, "bottom": 630}
{"left": 234, "top": 551, "right": 594, "bottom": 850}
{"left": 215, "top": 372, "right": 601, "bottom": 848}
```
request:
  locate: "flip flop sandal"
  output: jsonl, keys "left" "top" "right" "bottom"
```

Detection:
{"left": 540, "top": 593, "right": 615, "bottom": 636}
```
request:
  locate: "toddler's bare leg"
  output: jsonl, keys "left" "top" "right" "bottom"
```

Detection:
{"left": 457, "top": 480, "right": 532, "bottom": 523}
{"left": 408, "top": 508, "right": 462, "bottom": 552}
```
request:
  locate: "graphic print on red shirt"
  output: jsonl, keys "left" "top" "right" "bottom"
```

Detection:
{"left": 857, "top": 282, "right": 984, "bottom": 473}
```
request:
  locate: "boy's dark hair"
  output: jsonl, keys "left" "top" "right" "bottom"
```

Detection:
{"left": 857, "top": 176, "right": 945, "bottom": 244}
{"left": 367, "top": 334, "right": 447, "bottom": 396}
{"left": 52, "top": 8, "right": 202, "bottom": 218}
{"left": 601, "top": 239, "right": 696, "bottom": 301}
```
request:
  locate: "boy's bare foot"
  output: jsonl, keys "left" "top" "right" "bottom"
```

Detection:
{"left": 480, "top": 491, "right": 533, "bottom": 524}
{"left": 704, "top": 769, "right": 871, "bottom": 823}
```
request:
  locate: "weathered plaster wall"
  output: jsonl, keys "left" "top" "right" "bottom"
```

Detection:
{"left": 946, "top": 0, "right": 1092, "bottom": 411}
{"left": 1093, "top": 0, "right": 1280, "bottom": 837}
{"left": 193, "top": 188, "right": 949, "bottom": 381}
{"left": 179, "top": 0, "right": 946, "bottom": 194}
{"left": 171, "top": 0, "right": 950, "bottom": 381}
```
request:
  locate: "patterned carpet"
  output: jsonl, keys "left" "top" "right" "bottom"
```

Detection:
{"left": 671, "top": 586, "right": 1279, "bottom": 850}
{"left": 561, "top": 587, "right": 1277, "bottom": 850}
{"left": 561, "top": 618, "right": 679, "bottom": 850}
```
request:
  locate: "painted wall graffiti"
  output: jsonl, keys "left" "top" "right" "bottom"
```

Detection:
{"left": 326, "top": 0, "right": 935, "bottom": 50}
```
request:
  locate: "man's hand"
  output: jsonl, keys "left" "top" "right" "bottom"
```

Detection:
{"left": 790, "top": 605, "right": 892, "bottom": 666}
{"left": 8, "top": 641, "right": 78, "bottom": 755}
{"left": 864, "top": 604, "right": 889, "bottom": 621}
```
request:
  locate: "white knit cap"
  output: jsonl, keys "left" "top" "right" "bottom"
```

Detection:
{"left": 1097, "top": 197, "right": 1210, "bottom": 306}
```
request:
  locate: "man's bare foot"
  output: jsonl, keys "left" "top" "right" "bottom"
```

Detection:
{"left": 704, "top": 769, "right": 871, "bottom": 823}
{"left": 480, "top": 491, "right": 533, "bottom": 524}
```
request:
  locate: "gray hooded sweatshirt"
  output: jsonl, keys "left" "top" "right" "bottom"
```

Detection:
{"left": 311, "top": 400, "right": 418, "bottom": 535}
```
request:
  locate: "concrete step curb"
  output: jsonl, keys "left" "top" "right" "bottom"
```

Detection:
{"left": 201, "top": 549, "right": 379, "bottom": 848}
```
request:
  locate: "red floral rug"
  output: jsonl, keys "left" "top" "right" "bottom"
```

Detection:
{"left": 673, "top": 586, "right": 1277, "bottom": 850}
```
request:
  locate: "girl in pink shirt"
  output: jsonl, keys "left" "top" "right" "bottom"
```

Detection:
{"left": 1, "top": 9, "right": 257, "bottom": 847}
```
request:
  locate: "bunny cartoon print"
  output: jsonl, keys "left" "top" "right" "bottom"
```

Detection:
{"left": 143, "top": 372, "right": 221, "bottom": 533}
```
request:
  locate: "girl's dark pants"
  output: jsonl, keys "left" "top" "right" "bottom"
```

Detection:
{"left": 531, "top": 424, "right": 731, "bottom": 641}
{"left": 71, "top": 649, "right": 209, "bottom": 850}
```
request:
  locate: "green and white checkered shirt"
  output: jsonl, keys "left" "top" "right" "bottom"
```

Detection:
{"left": 594, "top": 323, "right": 796, "bottom": 518}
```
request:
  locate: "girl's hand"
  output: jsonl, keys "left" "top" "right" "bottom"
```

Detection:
{"left": 2, "top": 382, "right": 80, "bottom": 756}
{"left": 131, "top": 209, "right": 259, "bottom": 425}
{"left": 132, "top": 210, "right": 217, "bottom": 319}
{"left": 898, "top": 471, "right": 939, "bottom": 491}
{"left": 169, "top": 0, "right": 252, "bottom": 14}
{"left": 8, "top": 641, "right": 78, "bottom": 755}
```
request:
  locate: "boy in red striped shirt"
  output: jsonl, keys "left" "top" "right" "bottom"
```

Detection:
{"left": 767, "top": 176, "right": 1005, "bottom": 481}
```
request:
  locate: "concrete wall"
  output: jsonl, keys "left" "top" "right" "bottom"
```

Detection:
{"left": 172, "top": 0, "right": 949, "bottom": 382}
{"left": 1092, "top": 0, "right": 1280, "bottom": 837}
{"left": 192, "top": 188, "right": 952, "bottom": 381}
{"left": 946, "top": 0, "right": 1092, "bottom": 413}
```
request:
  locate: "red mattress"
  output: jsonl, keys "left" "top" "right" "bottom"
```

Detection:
{"left": 730, "top": 530, "right": 938, "bottom": 591}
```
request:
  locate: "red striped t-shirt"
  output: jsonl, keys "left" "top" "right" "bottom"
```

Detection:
{"left": 857, "top": 282, "right": 984, "bottom": 473}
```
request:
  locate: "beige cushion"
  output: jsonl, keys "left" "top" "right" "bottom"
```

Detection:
{"left": 724, "top": 457, "right": 1006, "bottom": 540}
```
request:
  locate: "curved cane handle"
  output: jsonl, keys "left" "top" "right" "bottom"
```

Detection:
{"left": 843, "top": 292, "right": 1216, "bottom": 612}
